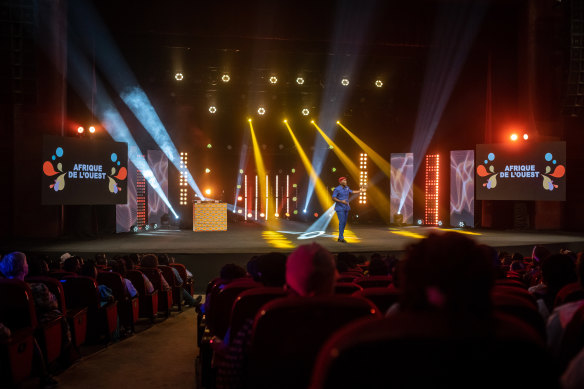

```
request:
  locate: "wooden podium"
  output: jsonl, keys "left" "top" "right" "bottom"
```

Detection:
{"left": 193, "top": 201, "right": 227, "bottom": 231}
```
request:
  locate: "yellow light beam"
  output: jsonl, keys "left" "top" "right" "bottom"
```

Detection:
{"left": 248, "top": 119, "right": 278, "bottom": 227}
{"left": 311, "top": 121, "right": 391, "bottom": 223}
{"left": 284, "top": 120, "right": 338, "bottom": 228}
{"left": 337, "top": 121, "right": 391, "bottom": 177}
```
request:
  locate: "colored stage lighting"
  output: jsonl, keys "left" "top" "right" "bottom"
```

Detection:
{"left": 209, "top": 106, "right": 217, "bottom": 114}
{"left": 88, "top": 126, "right": 96, "bottom": 133}
{"left": 237, "top": 196, "right": 243, "bottom": 201}
{"left": 174, "top": 73, "right": 184, "bottom": 81}
{"left": 523, "top": 133, "right": 529, "bottom": 140}
{"left": 331, "top": 167, "right": 336, "bottom": 172}
{"left": 269, "top": 76, "right": 278, "bottom": 84}
{"left": 221, "top": 74, "right": 230, "bottom": 82}
{"left": 294, "top": 210, "right": 298, "bottom": 215}
{"left": 207, "top": 143, "right": 212, "bottom": 149}
{"left": 375, "top": 80, "right": 383, "bottom": 87}
{"left": 302, "top": 108, "right": 310, "bottom": 116}
{"left": 248, "top": 213, "right": 253, "bottom": 218}
{"left": 417, "top": 219, "right": 423, "bottom": 225}
{"left": 341, "top": 78, "right": 350, "bottom": 86}
{"left": 237, "top": 209, "right": 243, "bottom": 214}
{"left": 205, "top": 188, "right": 212, "bottom": 195}
{"left": 296, "top": 77, "right": 304, "bottom": 85}
{"left": 77, "top": 126, "right": 84, "bottom": 134}
{"left": 205, "top": 168, "right": 211, "bottom": 173}
{"left": 258, "top": 107, "right": 266, "bottom": 115}
{"left": 275, "top": 213, "right": 279, "bottom": 218}
{"left": 260, "top": 213, "right": 265, "bottom": 218}
{"left": 510, "top": 134, "right": 518, "bottom": 141}
{"left": 131, "top": 225, "right": 139, "bottom": 233}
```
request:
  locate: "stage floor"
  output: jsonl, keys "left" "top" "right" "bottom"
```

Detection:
{"left": 4, "top": 220, "right": 584, "bottom": 256}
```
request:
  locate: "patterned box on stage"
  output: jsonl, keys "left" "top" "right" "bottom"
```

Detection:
{"left": 193, "top": 202, "right": 227, "bottom": 231}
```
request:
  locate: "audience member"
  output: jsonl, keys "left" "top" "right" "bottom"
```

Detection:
{"left": 246, "top": 256, "right": 261, "bottom": 282}
{"left": 63, "top": 256, "right": 81, "bottom": 273}
{"left": 256, "top": 252, "right": 287, "bottom": 287}
{"left": 158, "top": 253, "right": 200, "bottom": 306}
{"left": 530, "top": 254, "right": 577, "bottom": 320}
{"left": 126, "top": 257, "right": 154, "bottom": 294}
{"left": 219, "top": 263, "right": 247, "bottom": 283}
{"left": 110, "top": 259, "right": 138, "bottom": 298}
{"left": 140, "top": 254, "right": 171, "bottom": 291}
{"left": 368, "top": 257, "right": 389, "bottom": 276}
{"left": 79, "top": 262, "right": 114, "bottom": 306}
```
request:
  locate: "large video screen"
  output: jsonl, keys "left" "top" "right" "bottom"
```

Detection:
{"left": 42, "top": 136, "right": 128, "bottom": 205}
{"left": 475, "top": 142, "right": 566, "bottom": 201}
{"left": 390, "top": 153, "right": 413, "bottom": 224}
{"left": 450, "top": 150, "right": 474, "bottom": 227}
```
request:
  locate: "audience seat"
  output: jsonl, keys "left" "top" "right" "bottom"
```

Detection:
{"left": 558, "top": 304, "right": 584, "bottom": 370}
{"left": 126, "top": 270, "right": 158, "bottom": 322}
{"left": 334, "top": 282, "right": 363, "bottom": 295}
{"left": 170, "top": 263, "right": 194, "bottom": 296}
{"left": 495, "top": 278, "right": 527, "bottom": 289}
{"left": 47, "top": 271, "right": 77, "bottom": 280}
{"left": 353, "top": 287, "right": 400, "bottom": 313}
{"left": 159, "top": 265, "right": 184, "bottom": 311}
{"left": 247, "top": 295, "right": 380, "bottom": 389}
{"left": 26, "top": 276, "right": 88, "bottom": 348}
{"left": 61, "top": 276, "right": 118, "bottom": 342}
{"left": 228, "top": 287, "right": 287, "bottom": 341}
{"left": 491, "top": 291, "right": 546, "bottom": 341}
{"left": 139, "top": 267, "right": 172, "bottom": 317}
{"left": 207, "top": 279, "right": 261, "bottom": 339}
{"left": 353, "top": 275, "right": 392, "bottom": 288}
{"left": 0, "top": 280, "right": 37, "bottom": 384}
{"left": 554, "top": 282, "right": 584, "bottom": 308}
{"left": 309, "top": 311, "right": 559, "bottom": 389}
{"left": 97, "top": 272, "right": 139, "bottom": 333}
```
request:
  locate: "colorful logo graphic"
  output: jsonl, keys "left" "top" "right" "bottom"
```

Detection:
{"left": 43, "top": 147, "right": 66, "bottom": 191}
{"left": 476, "top": 152, "right": 498, "bottom": 189}
{"left": 541, "top": 152, "right": 565, "bottom": 191}
{"left": 108, "top": 153, "right": 127, "bottom": 194}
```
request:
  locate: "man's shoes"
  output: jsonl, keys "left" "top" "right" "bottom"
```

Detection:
{"left": 337, "top": 238, "right": 346, "bottom": 243}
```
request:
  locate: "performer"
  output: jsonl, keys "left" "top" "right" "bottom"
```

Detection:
{"left": 332, "top": 177, "right": 363, "bottom": 242}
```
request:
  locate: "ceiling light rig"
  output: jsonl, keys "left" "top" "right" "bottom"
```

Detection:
{"left": 296, "top": 77, "right": 304, "bottom": 85}
{"left": 174, "top": 73, "right": 184, "bottom": 81}
{"left": 301, "top": 108, "right": 310, "bottom": 116}
{"left": 209, "top": 106, "right": 217, "bottom": 114}
{"left": 375, "top": 80, "right": 383, "bottom": 87}
{"left": 341, "top": 78, "right": 350, "bottom": 86}
{"left": 221, "top": 74, "right": 230, "bottom": 83}
{"left": 258, "top": 107, "right": 266, "bottom": 115}
{"left": 269, "top": 76, "right": 278, "bottom": 84}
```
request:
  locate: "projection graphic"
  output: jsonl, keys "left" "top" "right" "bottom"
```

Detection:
{"left": 116, "top": 157, "right": 138, "bottom": 233}
{"left": 147, "top": 150, "right": 169, "bottom": 225}
{"left": 450, "top": 150, "right": 474, "bottom": 227}
{"left": 390, "top": 153, "right": 413, "bottom": 224}
{"left": 42, "top": 136, "right": 128, "bottom": 205}
{"left": 476, "top": 142, "right": 566, "bottom": 201}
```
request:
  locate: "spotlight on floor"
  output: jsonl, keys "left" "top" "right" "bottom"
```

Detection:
{"left": 144, "top": 224, "right": 150, "bottom": 231}
{"left": 131, "top": 225, "right": 139, "bottom": 233}
{"left": 417, "top": 219, "right": 423, "bottom": 225}
{"left": 153, "top": 223, "right": 158, "bottom": 230}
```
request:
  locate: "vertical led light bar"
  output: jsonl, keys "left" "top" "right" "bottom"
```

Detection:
{"left": 244, "top": 174, "right": 248, "bottom": 221}
{"left": 266, "top": 175, "right": 269, "bottom": 221}
{"left": 424, "top": 154, "right": 440, "bottom": 225}
{"left": 179, "top": 152, "right": 189, "bottom": 205}
{"left": 136, "top": 155, "right": 147, "bottom": 228}
{"left": 275, "top": 175, "right": 279, "bottom": 217}
{"left": 255, "top": 175, "right": 258, "bottom": 221}
{"left": 286, "top": 174, "right": 290, "bottom": 217}
{"left": 359, "top": 153, "right": 368, "bottom": 204}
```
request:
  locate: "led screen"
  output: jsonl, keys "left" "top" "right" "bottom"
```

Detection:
{"left": 390, "top": 153, "right": 413, "bottom": 224}
{"left": 450, "top": 150, "right": 474, "bottom": 227}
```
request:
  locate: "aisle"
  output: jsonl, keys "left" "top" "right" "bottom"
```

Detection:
{"left": 56, "top": 308, "right": 198, "bottom": 389}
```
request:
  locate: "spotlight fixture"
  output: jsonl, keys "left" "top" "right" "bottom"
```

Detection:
{"left": 510, "top": 133, "right": 518, "bottom": 141}
{"left": 131, "top": 225, "right": 139, "bottom": 233}
{"left": 301, "top": 108, "right": 310, "bottom": 116}
{"left": 237, "top": 209, "right": 243, "bottom": 214}
{"left": 417, "top": 219, "right": 423, "bottom": 225}
{"left": 153, "top": 223, "right": 158, "bottom": 230}
{"left": 174, "top": 73, "right": 184, "bottom": 81}
{"left": 269, "top": 76, "right": 278, "bottom": 84}
{"left": 275, "top": 213, "right": 279, "bottom": 218}
{"left": 341, "top": 78, "right": 350, "bottom": 86}
{"left": 523, "top": 133, "right": 529, "bottom": 140}
{"left": 375, "top": 80, "right": 383, "bottom": 87}
{"left": 221, "top": 74, "right": 230, "bottom": 82}
{"left": 144, "top": 224, "right": 150, "bottom": 231}
{"left": 205, "top": 188, "right": 212, "bottom": 195}
{"left": 88, "top": 126, "right": 96, "bottom": 133}
{"left": 258, "top": 107, "right": 266, "bottom": 115}
{"left": 237, "top": 196, "right": 243, "bottom": 201}
{"left": 296, "top": 77, "right": 304, "bottom": 85}
{"left": 459, "top": 221, "right": 465, "bottom": 227}
{"left": 260, "top": 212, "right": 265, "bottom": 218}
{"left": 206, "top": 143, "right": 212, "bottom": 149}
{"left": 209, "top": 106, "right": 217, "bottom": 114}
{"left": 205, "top": 168, "right": 211, "bottom": 173}
{"left": 77, "top": 126, "right": 84, "bottom": 134}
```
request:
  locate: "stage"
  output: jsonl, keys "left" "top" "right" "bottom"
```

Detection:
{"left": 4, "top": 221, "right": 583, "bottom": 292}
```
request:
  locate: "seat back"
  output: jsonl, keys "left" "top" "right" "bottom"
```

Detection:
{"left": 248, "top": 295, "right": 379, "bottom": 389}
{"left": 228, "top": 287, "right": 287, "bottom": 341}
{"left": 25, "top": 276, "right": 67, "bottom": 315}
{"left": 47, "top": 271, "right": 77, "bottom": 280}
{"left": 334, "top": 282, "right": 363, "bottom": 295}
{"left": 353, "top": 275, "right": 392, "bottom": 288}
{"left": 495, "top": 278, "right": 527, "bottom": 289}
{"left": 97, "top": 272, "right": 127, "bottom": 302}
{"left": 126, "top": 270, "right": 148, "bottom": 295}
{"left": 159, "top": 265, "right": 182, "bottom": 287}
{"left": 310, "top": 312, "right": 558, "bottom": 389}
{"left": 0, "top": 280, "right": 38, "bottom": 330}
{"left": 336, "top": 275, "right": 357, "bottom": 283}
{"left": 353, "top": 287, "right": 400, "bottom": 313}
{"left": 559, "top": 304, "right": 584, "bottom": 369}
{"left": 554, "top": 282, "right": 584, "bottom": 307}
{"left": 492, "top": 291, "right": 545, "bottom": 341}
{"left": 126, "top": 270, "right": 158, "bottom": 320}
{"left": 139, "top": 267, "right": 171, "bottom": 315}
{"left": 139, "top": 267, "right": 166, "bottom": 291}
{"left": 170, "top": 263, "right": 193, "bottom": 294}
{"left": 207, "top": 279, "right": 261, "bottom": 338}
{"left": 60, "top": 276, "right": 100, "bottom": 311}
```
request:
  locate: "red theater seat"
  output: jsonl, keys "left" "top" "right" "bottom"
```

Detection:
{"left": 228, "top": 287, "right": 287, "bottom": 341}
{"left": 170, "top": 263, "right": 194, "bottom": 296}
{"left": 559, "top": 304, "right": 584, "bottom": 370}
{"left": 139, "top": 267, "right": 172, "bottom": 317}
{"left": 61, "top": 276, "right": 118, "bottom": 342}
{"left": 47, "top": 271, "right": 77, "bottom": 280}
{"left": 309, "top": 312, "right": 558, "bottom": 389}
{"left": 26, "top": 276, "right": 87, "bottom": 348}
{"left": 247, "top": 295, "right": 380, "bottom": 389}
{"left": 353, "top": 287, "right": 400, "bottom": 313}
{"left": 159, "top": 265, "right": 184, "bottom": 311}
{"left": 207, "top": 279, "right": 261, "bottom": 339}
{"left": 0, "top": 280, "right": 37, "bottom": 384}
{"left": 334, "top": 282, "right": 363, "bottom": 295}
{"left": 554, "top": 282, "right": 584, "bottom": 308}
{"left": 126, "top": 270, "right": 158, "bottom": 322}
{"left": 495, "top": 278, "right": 528, "bottom": 289}
{"left": 336, "top": 275, "right": 357, "bottom": 283}
{"left": 97, "top": 272, "right": 139, "bottom": 333}
{"left": 353, "top": 275, "right": 392, "bottom": 289}
{"left": 491, "top": 291, "right": 546, "bottom": 342}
